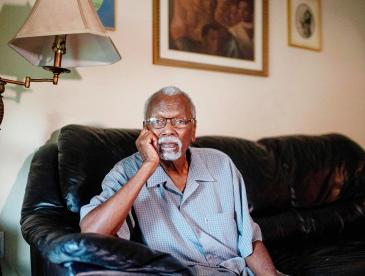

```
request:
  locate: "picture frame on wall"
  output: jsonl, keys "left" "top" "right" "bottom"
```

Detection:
{"left": 92, "top": 0, "right": 116, "bottom": 30}
{"left": 153, "top": 0, "right": 269, "bottom": 76}
{"left": 288, "top": 0, "right": 322, "bottom": 51}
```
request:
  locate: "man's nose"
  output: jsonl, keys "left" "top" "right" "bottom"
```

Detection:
{"left": 160, "top": 119, "right": 176, "bottom": 135}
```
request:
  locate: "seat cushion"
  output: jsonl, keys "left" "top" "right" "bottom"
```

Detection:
{"left": 269, "top": 238, "right": 365, "bottom": 276}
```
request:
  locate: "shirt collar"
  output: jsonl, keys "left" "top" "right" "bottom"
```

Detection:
{"left": 146, "top": 147, "right": 215, "bottom": 188}
{"left": 188, "top": 147, "right": 215, "bottom": 182}
{"left": 146, "top": 165, "right": 168, "bottom": 188}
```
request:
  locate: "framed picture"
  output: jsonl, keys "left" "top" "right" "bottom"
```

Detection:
{"left": 92, "top": 0, "right": 116, "bottom": 30}
{"left": 288, "top": 0, "right": 322, "bottom": 51}
{"left": 153, "top": 0, "right": 269, "bottom": 76}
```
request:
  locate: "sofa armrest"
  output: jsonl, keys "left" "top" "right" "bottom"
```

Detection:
{"left": 22, "top": 211, "right": 191, "bottom": 275}
{"left": 21, "top": 210, "right": 80, "bottom": 247}
{"left": 44, "top": 233, "right": 191, "bottom": 275}
{"left": 43, "top": 233, "right": 189, "bottom": 275}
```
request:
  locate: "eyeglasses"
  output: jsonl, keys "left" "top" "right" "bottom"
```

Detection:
{"left": 144, "top": 117, "right": 195, "bottom": 129}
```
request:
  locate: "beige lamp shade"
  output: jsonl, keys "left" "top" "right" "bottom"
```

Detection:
{"left": 8, "top": 0, "right": 121, "bottom": 67}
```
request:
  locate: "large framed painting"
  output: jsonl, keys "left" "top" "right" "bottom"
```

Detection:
{"left": 153, "top": 0, "right": 269, "bottom": 76}
{"left": 92, "top": 0, "right": 116, "bottom": 30}
{"left": 288, "top": 0, "right": 322, "bottom": 51}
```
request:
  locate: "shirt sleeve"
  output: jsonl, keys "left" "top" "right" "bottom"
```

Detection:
{"left": 79, "top": 160, "right": 135, "bottom": 240}
{"left": 230, "top": 158, "right": 262, "bottom": 258}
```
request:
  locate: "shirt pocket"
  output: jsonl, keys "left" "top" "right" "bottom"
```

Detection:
{"left": 202, "top": 212, "right": 237, "bottom": 246}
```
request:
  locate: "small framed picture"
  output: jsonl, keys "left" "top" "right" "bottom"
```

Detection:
{"left": 92, "top": 0, "right": 116, "bottom": 30}
{"left": 288, "top": 0, "right": 322, "bottom": 51}
{"left": 153, "top": 0, "right": 269, "bottom": 76}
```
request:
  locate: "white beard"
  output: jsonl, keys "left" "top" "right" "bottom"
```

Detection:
{"left": 158, "top": 136, "right": 182, "bottom": 161}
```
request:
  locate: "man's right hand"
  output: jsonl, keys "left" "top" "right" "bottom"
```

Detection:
{"left": 136, "top": 128, "right": 160, "bottom": 169}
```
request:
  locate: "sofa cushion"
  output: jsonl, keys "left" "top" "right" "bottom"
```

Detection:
{"left": 57, "top": 125, "right": 365, "bottom": 217}
{"left": 269, "top": 238, "right": 365, "bottom": 276}
{"left": 58, "top": 125, "right": 140, "bottom": 213}
{"left": 258, "top": 134, "right": 365, "bottom": 208}
{"left": 58, "top": 125, "right": 292, "bottom": 214}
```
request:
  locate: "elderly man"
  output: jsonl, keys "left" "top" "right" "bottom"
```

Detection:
{"left": 80, "top": 86, "right": 277, "bottom": 275}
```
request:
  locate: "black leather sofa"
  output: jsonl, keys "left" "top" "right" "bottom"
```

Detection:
{"left": 21, "top": 124, "right": 365, "bottom": 275}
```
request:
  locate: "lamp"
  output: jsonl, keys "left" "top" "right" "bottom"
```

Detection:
{"left": 0, "top": 0, "right": 121, "bottom": 126}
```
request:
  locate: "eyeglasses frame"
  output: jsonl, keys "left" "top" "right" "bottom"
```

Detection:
{"left": 144, "top": 117, "right": 196, "bottom": 129}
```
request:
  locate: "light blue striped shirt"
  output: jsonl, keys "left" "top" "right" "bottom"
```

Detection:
{"left": 80, "top": 147, "right": 262, "bottom": 275}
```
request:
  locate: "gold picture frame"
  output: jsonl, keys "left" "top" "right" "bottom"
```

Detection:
{"left": 288, "top": 0, "right": 322, "bottom": 51}
{"left": 153, "top": 0, "right": 269, "bottom": 76}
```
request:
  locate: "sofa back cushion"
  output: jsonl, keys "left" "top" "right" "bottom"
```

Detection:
{"left": 58, "top": 125, "right": 139, "bottom": 212}
{"left": 258, "top": 134, "right": 365, "bottom": 208}
{"left": 58, "top": 125, "right": 293, "bottom": 214}
{"left": 58, "top": 124, "right": 365, "bottom": 233}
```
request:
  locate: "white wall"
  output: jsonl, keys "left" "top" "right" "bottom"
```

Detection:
{"left": 0, "top": 0, "right": 364, "bottom": 275}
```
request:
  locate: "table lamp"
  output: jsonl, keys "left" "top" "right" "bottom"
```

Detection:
{"left": 0, "top": 0, "right": 121, "bottom": 126}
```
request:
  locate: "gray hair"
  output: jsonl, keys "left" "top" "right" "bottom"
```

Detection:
{"left": 144, "top": 86, "right": 196, "bottom": 119}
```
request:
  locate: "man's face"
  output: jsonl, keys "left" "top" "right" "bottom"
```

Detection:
{"left": 146, "top": 94, "right": 196, "bottom": 161}
{"left": 205, "top": 29, "right": 221, "bottom": 54}
{"left": 237, "top": 1, "right": 251, "bottom": 22}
